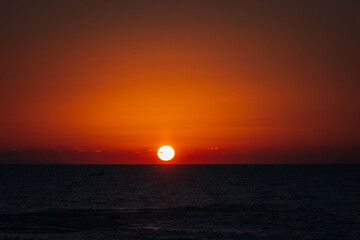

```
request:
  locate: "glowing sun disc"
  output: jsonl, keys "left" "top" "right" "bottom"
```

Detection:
{"left": 158, "top": 146, "right": 175, "bottom": 161}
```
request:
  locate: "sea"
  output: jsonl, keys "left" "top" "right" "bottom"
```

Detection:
{"left": 0, "top": 165, "right": 359, "bottom": 240}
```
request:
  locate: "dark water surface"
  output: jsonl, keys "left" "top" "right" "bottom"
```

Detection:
{"left": 0, "top": 165, "right": 359, "bottom": 239}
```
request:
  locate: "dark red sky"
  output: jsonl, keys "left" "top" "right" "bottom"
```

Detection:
{"left": 0, "top": 0, "right": 359, "bottom": 163}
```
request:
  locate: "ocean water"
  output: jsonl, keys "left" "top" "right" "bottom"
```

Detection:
{"left": 0, "top": 165, "right": 359, "bottom": 239}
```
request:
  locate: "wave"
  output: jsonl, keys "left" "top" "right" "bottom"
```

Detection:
{"left": 0, "top": 204, "right": 248, "bottom": 233}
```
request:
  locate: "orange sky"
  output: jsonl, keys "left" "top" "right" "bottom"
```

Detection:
{"left": 0, "top": 1, "right": 359, "bottom": 163}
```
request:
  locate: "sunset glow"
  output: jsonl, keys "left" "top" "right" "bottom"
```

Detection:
{"left": 0, "top": 1, "right": 359, "bottom": 164}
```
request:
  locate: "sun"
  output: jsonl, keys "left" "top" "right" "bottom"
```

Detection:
{"left": 157, "top": 145, "right": 175, "bottom": 161}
